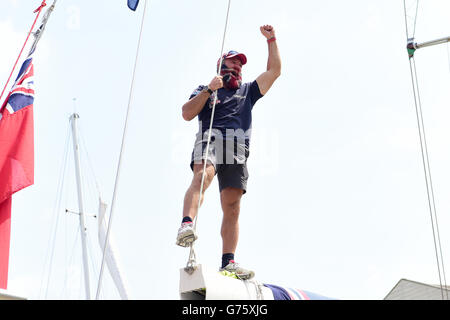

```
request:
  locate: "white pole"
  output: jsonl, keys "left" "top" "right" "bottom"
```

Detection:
{"left": 69, "top": 113, "right": 91, "bottom": 300}
{"left": 408, "top": 36, "right": 450, "bottom": 52}
{"left": 415, "top": 36, "right": 450, "bottom": 49}
{"left": 96, "top": 0, "right": 149, "bottom": 300}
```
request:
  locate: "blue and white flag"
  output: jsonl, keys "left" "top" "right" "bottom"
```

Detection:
{"left": 127, "top": 0, "right": 139, "bottom": 11}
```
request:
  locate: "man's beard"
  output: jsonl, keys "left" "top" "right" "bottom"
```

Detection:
{"left": 220, "top": 65, "right": 242, "bottom": 90}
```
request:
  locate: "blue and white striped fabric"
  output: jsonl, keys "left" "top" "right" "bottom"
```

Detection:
{"left": 264, "top": 284, "right": 335, "bottom": 300}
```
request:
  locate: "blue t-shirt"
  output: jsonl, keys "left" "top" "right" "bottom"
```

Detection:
{"left": 190, "top": 80, "right": 263, "bottom": 145}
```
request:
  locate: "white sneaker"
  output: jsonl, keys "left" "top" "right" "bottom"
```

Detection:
{"left": 219, "top": 260, "right": 255, "bottom": 280}
{"left": 176, "top": 222, "right": 198, "bottom": 247}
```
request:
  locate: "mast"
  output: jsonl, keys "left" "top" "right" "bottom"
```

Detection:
{"left": 69, "top": 113, "right": 91, "bottom": 300}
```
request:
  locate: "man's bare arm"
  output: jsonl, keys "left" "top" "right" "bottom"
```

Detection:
{"left": 182, "top": 76, "right": 223, "bottom": 121}
{"left": 256, "top": 25, "right": 281, "bottom": 96}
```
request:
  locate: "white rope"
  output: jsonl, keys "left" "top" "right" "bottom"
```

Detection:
{"left": 39, "top": 122, "right": 71, "bottom": 299}
{"left": 408, "top": 56, "right": 447, "bottom": 299}
{"left": 403, "top": 0, "right": 419, "bottom": 40}
{"left": 403, "top": 0, "right": 448, "bottom": 300}
{"left": 187, "top": 0, "right": 232, "bottom": 270}
{"left": 95, "top": 0, "right": 149, "bottom": 299}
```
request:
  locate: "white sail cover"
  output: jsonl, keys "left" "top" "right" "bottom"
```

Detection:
{"left": 97, "top": 198, "right": 129, "bottom": 299}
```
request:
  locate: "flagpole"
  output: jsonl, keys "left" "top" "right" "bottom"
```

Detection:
{"left": 69, "top": 113, "right": 91, "bottom": 300}
{"left": 0, "top": 1, "right": 50, "bottom": 109}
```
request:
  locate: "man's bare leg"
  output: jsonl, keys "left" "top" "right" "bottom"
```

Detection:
{"left": 218, "top": 187, "right": 254, "bottom": 279}
{"left": 177, "top": 162, "right": 215, "bottom": 247}
{"left": 220, "top": 187, "right": 243, "bottom": 255}
{"left": 183, "top": 162, "right": 216, "bottom": 221}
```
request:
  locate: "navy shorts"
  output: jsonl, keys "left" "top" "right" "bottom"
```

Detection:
{"left": 190, "top": 137, "right": 249, "bottom": 194}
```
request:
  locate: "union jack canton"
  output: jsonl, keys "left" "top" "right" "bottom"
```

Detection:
{"left": 0, "top": 55, "right": 35, "bottom": 120}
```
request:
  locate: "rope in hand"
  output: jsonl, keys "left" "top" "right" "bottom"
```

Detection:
{"left": 186, "top": 0, "right": 232, "bottom": 272}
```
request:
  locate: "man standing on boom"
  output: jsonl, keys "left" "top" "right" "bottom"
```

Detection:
{"left": 176, "top": 25, "right": 281, "bottom": 280}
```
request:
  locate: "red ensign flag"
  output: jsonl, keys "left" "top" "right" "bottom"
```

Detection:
{"left": 0, "top": 55, "right": 35, "bottom": 289}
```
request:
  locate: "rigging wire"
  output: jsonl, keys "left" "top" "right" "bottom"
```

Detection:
{"left": 40, "top": 113, "right": 105, "bottom": 299}
{"left": 408, "top": 57, "right": 448, "bottom": 299}
{"left": 95, "top": 0, "right": 149, "bottom": 300}
{"left": 79, "top": 124, "right": 102, "bottom": 198}
{"left": 39, "top": 119, "right": 94, "bottom": 299}
{"left": 403, "top": 0, "right": 448, "bottom": 300}
{"left": 447, "top": 42, "right": 450, "bottom": 73}
{"left": 78, "top": 128, "right": 109, "bottom": 299}
{"left": 39, "top": 122, "right": 71, "bottom": 299}
{"left": 76, "top": 117, "right": 113, "bottom": 299}
{"left": 411, "top": 0, "right": 419, "bottom": 39}
{"left": 403, "top": 0, "right": 419, "bottom": 40}
{"left": 59, "top": 223, "right": 80, "bottom": 299}
{"left": 42, "top": 107, "right": 122, "bottom": 299}
{"left": 79, "top": 129, "right": 110, "bottom": 298}
{"left": 60, "top": 139, "right": 100, "bottom": 299}
{"left": 187, "top": 0, "right": 232, "bottom": 271}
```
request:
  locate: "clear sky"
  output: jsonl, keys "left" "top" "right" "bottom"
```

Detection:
{"left": 1, "top": 0, "right": 449, "bottom": 300}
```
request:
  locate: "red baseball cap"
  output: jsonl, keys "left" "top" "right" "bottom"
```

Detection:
{"left": 218, "top": 50, "right": 247, "bottom": 65}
